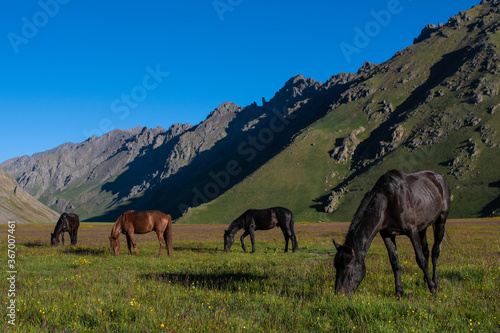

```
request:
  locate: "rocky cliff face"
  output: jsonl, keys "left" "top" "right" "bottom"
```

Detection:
{"left": 1, "top": 71, "right": 354, "bottom": 220}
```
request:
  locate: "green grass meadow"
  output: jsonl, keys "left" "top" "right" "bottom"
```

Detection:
{"left": 1, "top": 220, "right": 499, "bottom": 332}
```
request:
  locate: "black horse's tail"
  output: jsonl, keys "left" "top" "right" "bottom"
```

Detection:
{"left": 290, "top": 212, "right": 298, "bottom": 252}
{"left": 278, "top": 207, "right": 298, "bottom": 252}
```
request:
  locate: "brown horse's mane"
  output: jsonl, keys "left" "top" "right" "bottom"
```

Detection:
{"left": 110, "top": 212, "right": 132, "bottom": 239}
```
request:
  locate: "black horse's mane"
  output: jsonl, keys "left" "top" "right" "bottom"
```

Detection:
{"left": 54, "top": 213, "right": 71, "bottom": 234}
{"left": 226, "top": 213, "right": 246, "bottom": 236}
{"left": 344, "top": 169, "right": 404, "bottom": 248}
{"left": 344, "top": 190, "right": 375, "bottom": 247}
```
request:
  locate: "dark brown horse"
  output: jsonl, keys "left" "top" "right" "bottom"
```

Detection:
{"left": 109, "top": 210, "right": 173, "bottom": 257}
{"left": 224, "top": 207, "right": 298, "bottom": 253}
{"left": 51, "top": 213, "right": 80, "bottom": 246}
{"left": 332, "top": 170, "right": 451, "bottom": 297}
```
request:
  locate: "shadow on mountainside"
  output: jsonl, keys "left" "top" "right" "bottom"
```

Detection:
{"left": 311, "top": 46, "right": 480, "bottom": 214}
{"left": 480, "top": 181, "right": 500, "bottom": 217}
{"left": 88, "top": 79, "right": 351, "bottom": 222}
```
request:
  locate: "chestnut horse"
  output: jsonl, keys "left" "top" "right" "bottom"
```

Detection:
{"left": 332, "top": 170, "right": 451, "bottom": 297}
{"left": 224, "top": 207, "right": 298, "bottom": 253}
{"left": 109, "top": 210, "right": 173, "bottom": 256}
{"left": 51, "top": 213, "right": 80, "bottom": 246}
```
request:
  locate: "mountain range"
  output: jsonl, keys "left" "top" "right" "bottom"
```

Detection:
{"left": 2, "top": 0, "right": 500, "bottom": 223}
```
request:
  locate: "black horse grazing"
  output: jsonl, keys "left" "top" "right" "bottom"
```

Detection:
{"left": 332, "top": 170, "right": 451, "bottom": 297}
{"left": 224, "top": 207, "right": 298, "bottom": 253}
{"left": 51, "top": 213, "right": 80, "bottom": 246}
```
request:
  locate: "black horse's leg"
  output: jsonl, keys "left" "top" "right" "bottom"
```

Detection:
{"left": 419, "top": 229, "right": 430, "bottom": 283}
{"left": 279, "top": 227, "right": 290, "bottom": 252}
{"left": 61, "top": 232, "right": 65, "bottom": 246}
{"left": 408, "top": 230, "right": 436, "bottom": 294}
{"left": 291, "top": 230, "right": 298, "bottom": 253}
{"left": 240, "top": 231, "right": 249, "bottom": 253}
{"left": 381, "top": 232, "right": 403, "bottom": 298}
{"left": 249, "top": 228, "right": 256, "bottom": 253}
{"left": 432, "top": 214, "right": 447, "bottom": 286}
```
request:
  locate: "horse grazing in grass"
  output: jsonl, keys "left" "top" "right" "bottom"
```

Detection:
{"left": 109, "top": 210, "right": 173, "bottom": 257}
{"left": 332, "top": 170, "right": 451, "bottom": 298}
{"left": 51, "top": 213, "right": 80, "bottom": 246}
{"left": 224, "top": 207, "right": 298, "bottom": 253}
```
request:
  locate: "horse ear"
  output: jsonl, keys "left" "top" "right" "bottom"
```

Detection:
{"left": 349, "top": 247, "right": 356, "bottom": 263}
{"left": 332, "top": 238, "right": 341, "bottom": 250}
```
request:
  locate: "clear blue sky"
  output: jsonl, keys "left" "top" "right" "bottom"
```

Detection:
{"left": 0, "top": 0, "right": 480, "bottom": 163}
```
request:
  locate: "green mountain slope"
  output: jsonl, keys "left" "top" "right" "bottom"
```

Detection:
{"left": 179, "top": 1, "right": 500, "bottom": 223}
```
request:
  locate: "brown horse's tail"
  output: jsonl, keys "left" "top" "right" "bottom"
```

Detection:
{"left": 164, "top": 215, "right": 173, "bottom": 256}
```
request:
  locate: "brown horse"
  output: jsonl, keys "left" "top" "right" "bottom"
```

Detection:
{"left": 224, "top": 207, "right": 298, "bottom": 253}
{"left": 51, "top": 213, "right": 80, "bottom": 246}
{"left": 332, "top": 170, "right": 451, "bottom": 297}
{"left": 109, "top": 210, "right": 173, "bottom": 257}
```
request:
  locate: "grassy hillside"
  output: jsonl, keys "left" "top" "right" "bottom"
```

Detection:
{"left": 0, "top": 168, "right": 59, "bottom": 223}
{"left": 179, "top": 1, "right": 500, "bottom": 224}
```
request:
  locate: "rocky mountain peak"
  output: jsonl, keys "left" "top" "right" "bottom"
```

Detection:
{"left": 207, "top": 101, "right": 242, "bottom": 119}
{"left": 267, "top": 74, "right": 322, "bottom": 110}
{"left": 168, "top": 123, "right": 193, "bottom": 136}
{"left": 282, "top": 74, "right": 318, "bottom": 97}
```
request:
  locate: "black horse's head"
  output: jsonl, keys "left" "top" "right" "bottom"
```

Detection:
{"left": 223, "top": 230, "right": 234, "bottom": 252}
{"left": 50, "top": 233, "right": 59, "bottom": 247}
{"left": 333, "top": 239, "right": 366, "bottom": 295}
